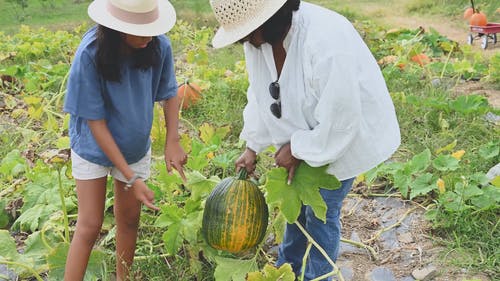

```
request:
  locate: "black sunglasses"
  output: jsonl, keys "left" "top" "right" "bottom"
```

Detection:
{"left": 269, "top": 81, "right": 281, "bottom": 119}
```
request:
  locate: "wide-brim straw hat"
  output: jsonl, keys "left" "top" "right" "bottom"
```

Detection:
{"left": 88, "top": 0, "right": 176, "bottom": 37}
{"left": 210, "top": 0, "right": 287, "bottom": 48}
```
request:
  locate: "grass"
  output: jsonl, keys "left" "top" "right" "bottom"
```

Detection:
{"left": 0, "top": 0, "right": 92, "bottom": 34}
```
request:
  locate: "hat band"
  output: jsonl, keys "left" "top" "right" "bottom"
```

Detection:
{"left": 106, "top": 1, "right": 159, "bottom": 25}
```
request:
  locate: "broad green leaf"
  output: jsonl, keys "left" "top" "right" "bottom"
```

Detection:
{"left": 247, "top": 263, "right": 295, "bottom": 281}
{"left": 47, "top": 243, "right": 106, "bottom": 281}
{"left": 478, "top": 142, "right": 499, "bottom": 159}
{"left": 432, "top": 155, "right": 460, "bottom": 171}
{"left": 407, "top": 149, "right": 431, "bottom": 173}
{"left": 449, "top": 95, "right": 489, "bottom": 114}
{"left": 162, "top": 222, "right": 183, "bottom": 255}
{"left": 0, "top": 230, "right": 19, "bottom": 260}
{"left": 23, "top": 231, "right": 61, "bottom": 268}
{"left": 155, "top": 204, "right": 183, "bottom": 227}
{"left": 440, "top": 191, "right": 467, "bottom": 212}
{"left": 264, "top": 164, "right": 340, "bottom": 223}
{"left": 12, "top": 204, "right": 58, "bottom": 232}
{"left": 0, "top": 149, "right": 27, "bottom": 177}
{"left": 0, "top": 230, "right": 34, "bottom": 276}
{"left": 182, "top": 211, "right": 203, "bottom": 244}
{"left": 214, "top": 256, "right": 258, "bottom": 281}
{"left": 187, "top": 171, "right": 220, "bottom": 201}
{"left": 186, "top": 141, "right": 216, "bottom": 171}
{"left": 154, "top": 161, "right": 184, "bottom": 190}
{"left": 454, "top": 183, "right": 483, "bottom": 200}
{"left": 393, "top": 170, "right": 411, "bottom": 198}
{"left": 212, "top": 151, "right": 239, "bottom": 169}
{"left": 409, "top": 173, "right": 435, "bottom": 199}
{"left": 470, "top": 186, "right": 497, "bottom": 209}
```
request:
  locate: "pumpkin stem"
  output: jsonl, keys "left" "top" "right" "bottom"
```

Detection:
{"left": 471, "top": 0, "right": 475, "bottom": 13}
{"left": 237, "top": 168, "right": 248, "bottom": 180}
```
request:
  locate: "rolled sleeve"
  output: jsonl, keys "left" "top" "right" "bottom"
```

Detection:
{"left": 64, "top": 50, "right": 106, "bottom": 120}
{"left": 291, "top": 53, "right": 362, "bottom": 166}
{"left": 155, "top": 37, "right": 177, "bottom": 101}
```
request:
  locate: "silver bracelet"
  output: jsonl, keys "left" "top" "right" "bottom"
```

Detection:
{"left": 124, "top": 174, "right": 141, "bottom": 191}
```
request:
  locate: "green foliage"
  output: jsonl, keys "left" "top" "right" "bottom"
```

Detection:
{"left": 264, "top": 164, "right": 341, "bottom": 223}
{"left": 247, "top": 263, "right": 295, "bottom": 281}
{"left": 47, "top": 243, "right": 106, "bottom": 281}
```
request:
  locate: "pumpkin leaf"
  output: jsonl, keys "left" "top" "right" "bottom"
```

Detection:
{"left": 264, "top": 163, "right": 341, "bottom": 223}
{"left": 0, "top": 230, "right": 19, "bottom": 260}
{"left": 162, "top": 222, "right": 183, "bottom": 255}
{"left": 214, "top": 256, "right": 258, "bottom": 281}
{"left": 247, "top": 263, "right": 295, "bottom": 281}
{"left": 47, "top": 242, "right": 106, "bottom": 281}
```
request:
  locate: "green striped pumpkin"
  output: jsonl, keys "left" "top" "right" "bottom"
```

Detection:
{"left": 202, "top": 170, "right": 268, "bottom": 253}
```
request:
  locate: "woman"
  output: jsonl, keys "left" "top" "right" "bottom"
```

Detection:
{"left": 209, "top": 0, "right": 400, "bottom": 280}
{"left": 63, "top": 0, "right": 185, "bottom": 280}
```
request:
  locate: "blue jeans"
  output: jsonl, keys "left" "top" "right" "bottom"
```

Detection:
{"left": 276, "top": 177, "right": 354, "bottom": 280}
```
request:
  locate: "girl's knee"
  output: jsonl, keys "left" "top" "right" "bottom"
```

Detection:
{"left": 75, "top": 218, "right": 103, "bottom": 244}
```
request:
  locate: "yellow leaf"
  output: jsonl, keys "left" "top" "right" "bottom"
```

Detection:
{"left": 354, "top": 173, "right": 365, "bottom": 185}
{"left": 435, "top": 140, "right": 457, "bottom": 154}
{"left": 199, "top": 123, "right": 215, "bottom": 145}
{"left": 491, "top": 176, "right": 500, "bottom": 188}
{"left": 451, "top": 150, "right": 465, "bottom": 160}
{"left": 437, "top": 179, "right": 446, "bottom": 193}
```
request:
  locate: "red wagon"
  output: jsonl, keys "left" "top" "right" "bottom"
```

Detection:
{"left": 467, "top": 23, "right": 500, "bottom": 49}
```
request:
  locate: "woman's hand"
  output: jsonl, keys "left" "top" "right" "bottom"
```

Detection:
{"left": 275, "top": 143, "right": 301, "bottom": 185}
{"left": 165, "top": 139, "right": 187, "bottom": 182}
{"left": 235, "top": 148, "right": 257, "bottom": 174}
{"left": 132, "top": 178, "right": 159, "bottom": 211}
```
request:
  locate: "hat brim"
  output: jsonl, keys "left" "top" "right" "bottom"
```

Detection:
{"left": 88, "top": 0, "right": 176, "bottom": 37}
{"left": 212, "top": 0, "right": 287, "bottom": 48}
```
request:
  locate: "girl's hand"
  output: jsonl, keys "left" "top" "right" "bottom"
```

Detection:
{"left": 235, "top": 148, "right": 257, "bottom": 174}
{"left": 132, "top": 178, "right": 159, "bottom": 211}
{"left": 165, "top": 139, "right": 187, "bottom": 182}
{"left": 274, "top": 143, "right": 301, "bottom": 185}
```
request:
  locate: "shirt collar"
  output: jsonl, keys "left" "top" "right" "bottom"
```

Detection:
{"left": 283, "top": 8, "right": 299, "bottom": 52}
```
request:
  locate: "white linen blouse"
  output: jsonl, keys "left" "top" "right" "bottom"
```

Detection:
{"left": 240, "top": 2, "right": 401, "bottom": 181}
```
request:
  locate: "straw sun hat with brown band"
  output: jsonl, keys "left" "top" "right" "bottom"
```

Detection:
{"left": 87, "top": 0, "right": 177, "bottom": 37}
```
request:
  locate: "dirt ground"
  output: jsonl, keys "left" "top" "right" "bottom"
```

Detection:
{"left": 337, "top": 184, "right": 493, "bottom": 281}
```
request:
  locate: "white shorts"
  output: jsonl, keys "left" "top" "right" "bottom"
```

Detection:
{"left": 71, "top": 149, "right": 151, "bottom": 182}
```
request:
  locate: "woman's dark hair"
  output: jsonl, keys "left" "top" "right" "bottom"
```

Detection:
{"left": 96, "top": 25, "right": 160, "bottom": 82}
{"left": 261, "top": 0, "right": 300, "bottom": 44}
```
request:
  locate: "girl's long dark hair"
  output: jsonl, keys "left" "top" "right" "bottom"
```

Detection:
{"left": 96, "top": 25, "right": 160, "bottom": 82}
{"left": 261, "top": 0, "right": 300, "bottom": 44}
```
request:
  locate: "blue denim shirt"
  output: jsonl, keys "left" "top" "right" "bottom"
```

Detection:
{"left": 64, "top": 26, "right": 177, "bottom": 166}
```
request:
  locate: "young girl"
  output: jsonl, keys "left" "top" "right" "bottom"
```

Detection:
{"left": 210, "top": 0, "right": 400, "bottom": 280}
{"left": 63, "top": 0, "right": 185, "bottom": 280}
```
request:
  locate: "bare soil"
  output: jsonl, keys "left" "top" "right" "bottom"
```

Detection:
{"left": 338, "top": 184, "right": 493, "bottom": 281}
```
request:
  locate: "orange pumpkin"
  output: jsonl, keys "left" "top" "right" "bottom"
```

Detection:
{"left": 469, "top": 12, "right": 487, "bottom": 26}
{"left": 411, "top": 53, "right": 430, "bottom": 66}
{"left": 177, "top": 81, "right": 202, "bottom": 109}
{"left": 463, "top": 7, "right": 474, "bottom": 20}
